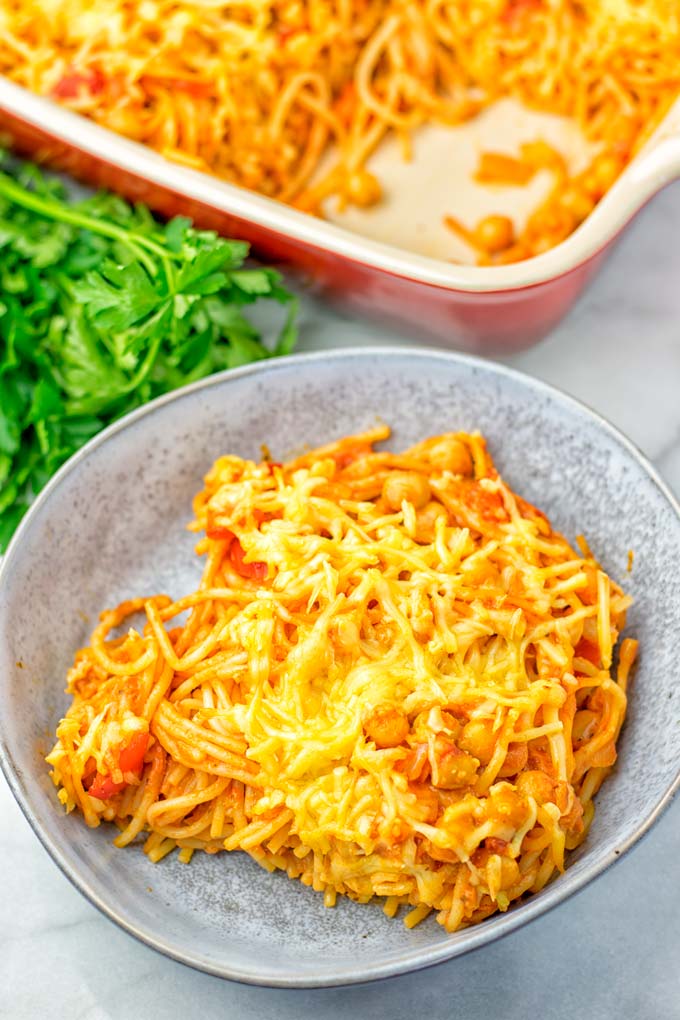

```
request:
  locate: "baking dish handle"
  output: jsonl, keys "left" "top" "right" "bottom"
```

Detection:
{"left": 582, "top": 95, "right": 680, "bottom": 251}
{"left": 615, "top": 95, "right": 680, "bottom": 201}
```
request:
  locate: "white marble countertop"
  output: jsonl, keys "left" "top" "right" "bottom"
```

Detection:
{"left": 3, "top": 183, "right": 680, "bottom": 1019}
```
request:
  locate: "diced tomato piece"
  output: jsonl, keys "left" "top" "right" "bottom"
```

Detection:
{"left": 464, "top": 482, "right": 509, "bottom": 522}
{"left": 254, "top": 508, "right": 282, "bottom": 526}
{"left": 87, "top": 733, "right": 149, "bottom": 800}
{"left": 575, "top": 637, "right": 600, "bottom": 665}
{"left": 475, "top": 152, "right": 535, "bottom": 186}
{"left": 230, "top": 539, "right": 268, "bottom": 580}
{"left": 502, "top": 0, "right": 541, "bottom": 24}
{"left": 88, "top": 772, "right": 126, "bottom": 800}
{"left": 118, "top": 732, "right": 149, "bottom": 773}
{"left": 166, "top": 78, "right": 213, "bottom": 97}
{"left": 484, "top": 836, "right": 510, "bottom": 855}
{"left": 516, "top": 495, "right": 549, "bottom": 528}
{"left": 277, "top": 24, "right": 307, "bottom": 44}
{"left": 206, "top": 519, "right": 235, "bottom": 544}
{"left": 53, "top": 68, "right": 106, "bottom": 99}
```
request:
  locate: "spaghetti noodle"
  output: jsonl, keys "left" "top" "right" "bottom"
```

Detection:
{"left": 47, "top": 428, "right": 637, "bottom": 931}
{"left": 1, "top": 1, "right": 679, "bottom": 262}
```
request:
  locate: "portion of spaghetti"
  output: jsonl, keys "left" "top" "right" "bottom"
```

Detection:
{"left": 47, "top": 427, "right": 637, "bottom": 931}
{"left": 1, "top": 1, "right": 679, "bottom": 263}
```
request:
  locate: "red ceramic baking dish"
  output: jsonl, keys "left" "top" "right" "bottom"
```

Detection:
{"left": 1, "top": 76, "right": 679, "bottom": 353}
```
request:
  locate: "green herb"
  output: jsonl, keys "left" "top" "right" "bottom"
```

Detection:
{"left": 0, "top": 155, "right": 297, "bottom": 551}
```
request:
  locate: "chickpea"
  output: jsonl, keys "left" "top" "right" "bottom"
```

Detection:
{"left": 473, "top": 214, "right": 515, "bottom": 254}
{"left": 346, "top": 169, "right": 382, "bottom": 207}
{"left": 433, "top": 737, "right": 479, "bottom": 789}
{"left": 560, "top": 185, "right": 595, "bottom": 225}
{"left": 427, "top": 436, "right": 473, "bottom": 476}
{"left": 498, "top": 855, "right": 520, "bottom": 887}
{"left": 414, "top": 500, "right": 448, "bottom": 543}
{"left": 527, "top": 235, "right": 555, "bottom": 257}
{"left": 409, "top": 783, "right": 439, "bottom": 824}
{"left": 520, "top": 140, "right": 566, "bottom": 174}
{"left": 487, "top": 784, "right": 527, "bottom": 826}
{"left": 386, "top": 818, "right": 412, "bottom": 843}
{"left": 382, "top": 471, "right": 431, "bottom": 511}
{"left": 515, "top": 769, "right": 554, "bottom": 805}
{"left": 582, "top": 153, "right": 622, "bottom": 200}
{"left": 363, "top": 705, "right": 409, "bottom": 748}
{"left": 439, "top": 710, "right": 463, "bottom": 738}
{"left": 526, "top": 202, "right": 575, "bottom": 243}
{"left": 527, "top": 745, "right": 552, "bottom": 773}
{"left": 492, "top": 242, "right": 530, "bottom": 266}
{"left": 497, "top": 741, "right": 528, "bottom": 778}
{"left": 459, "top": 718, "right": 496, "bottom": 764}
{"left": 474, "top": 847, "right": 520, "bottom": 889}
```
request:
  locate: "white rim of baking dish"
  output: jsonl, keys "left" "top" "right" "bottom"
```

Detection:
{"left": 0, "top": 347, "right": 679, "bottom": 987}
{"left": 1, "top": 76, "right": 680, "bottom": 293}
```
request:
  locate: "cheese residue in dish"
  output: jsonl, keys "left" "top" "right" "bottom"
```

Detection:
{"left": 46, "top": 426, "right": 637, "bottom": 931}
{"left": 2, "top": 2, "right": 680, "bottom": 264}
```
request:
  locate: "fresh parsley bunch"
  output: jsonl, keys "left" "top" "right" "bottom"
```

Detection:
{"left": 0, "top": 155, "right": 297, "bottom": 550}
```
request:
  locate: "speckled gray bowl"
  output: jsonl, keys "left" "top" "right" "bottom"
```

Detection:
{"left": 1, "top": 347, "right": 679, "bottom": 987}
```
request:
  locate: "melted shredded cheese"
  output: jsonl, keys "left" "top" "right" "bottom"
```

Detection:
{"left": 46, "top": 427, "right": 636, "bottom": 930}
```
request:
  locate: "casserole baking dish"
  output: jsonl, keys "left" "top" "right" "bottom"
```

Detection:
{"left": 1, "top": 75, "right": 679, "bottom": 353}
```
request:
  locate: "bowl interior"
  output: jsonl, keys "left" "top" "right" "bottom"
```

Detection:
{"left": 1, "top": 348, "right": 679, "bottom": 986}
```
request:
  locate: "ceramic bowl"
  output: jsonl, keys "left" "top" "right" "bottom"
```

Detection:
{"left": 1, "top": 347, "right": 679, "bottom": 986}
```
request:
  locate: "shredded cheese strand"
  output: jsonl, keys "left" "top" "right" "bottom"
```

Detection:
{"left": 46, "top": 427, "right": 635, "bottom": 931}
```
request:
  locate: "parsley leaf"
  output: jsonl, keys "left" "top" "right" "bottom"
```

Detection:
{"left": 0, "top": 154, "right": 297, "bottom": 550}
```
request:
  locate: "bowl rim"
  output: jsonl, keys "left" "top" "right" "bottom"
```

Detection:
{"left": 1, "top": 345, "right": 679, "bottom": 987}
{"left": 2, "top": 76, "right": 680, "bottom": 294}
